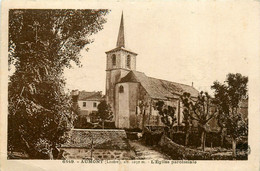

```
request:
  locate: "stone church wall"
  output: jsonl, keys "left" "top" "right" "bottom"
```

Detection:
{"left": 115, "top": 83, "right": 130, "bottom": 128}
{"left": 106, "top": 50, "right": 136, "bottom": 71}
{"left": 114, "top": 81, "right": 188, "bottom": 129}
{"left": 128, "top": 83, "right": 140, "bottom": 128}
{"left": 106, "top": 69, "right": 130, "bottom": 121}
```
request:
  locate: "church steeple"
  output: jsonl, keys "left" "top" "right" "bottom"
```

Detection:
{"left": 105, "top": 11, "right": 137, "bottom": 71}
{"left": 116, "top": 12, "right": 125, "bottom": 48}
{"left": 105, "top": 12, "right": 138, "bottom": 119}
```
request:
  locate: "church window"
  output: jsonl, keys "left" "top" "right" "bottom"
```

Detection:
{"left": 93, "top": 102, "right": 97, "bottom": 107}
{"left": 126, "top": 55, "right": 131, "bottom": 68}
{"left": 83, "top": 102, "right": 86, "bottom": 107}
{"left": 112, "top": 54, "right": 116, "bottom": 66}
{"left": 119, "top": 85, "right": 124, "bottom": 93}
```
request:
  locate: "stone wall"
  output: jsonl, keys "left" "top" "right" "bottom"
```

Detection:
{"left": 158, "top": 134, "right": 247, "bottom": 160}
{"left": 59, "top": 129, "right": 134, "bottom": 160}
{"left": 106, "top": 50, "right": 137, "bottom": 71}
{"left": 61, "top": 148, "right": 134, "bottom": 160}
{"left": 106, "top": 69, "right": 130, "bottom": 120}
{"left": 158, "top": 134, "right": 211, "bottom": 160}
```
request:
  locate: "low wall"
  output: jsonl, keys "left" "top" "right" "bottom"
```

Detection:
{"left": 158, "top": 134, "right": 211, "bottom": 160}
{"left": 61, "top": 148, "right": 134, "bottom": 160}
{"left": 59, "top": 129, "right": 135, "bottom": 160}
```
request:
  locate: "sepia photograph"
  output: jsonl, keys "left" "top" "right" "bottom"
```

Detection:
{"left": 1, "top": 0, "right": 260, "bottom": 171}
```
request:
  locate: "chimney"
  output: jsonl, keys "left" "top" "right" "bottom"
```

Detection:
{"left": 192, "top": 82, "right": 194, "bottom": 87}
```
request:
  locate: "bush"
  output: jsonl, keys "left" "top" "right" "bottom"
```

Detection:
{"left": 99, "top": 121, "right": 116, "bottom": 129}
{"left": 126, "top": 132, "right": 139, "bottom": 140}
{"left": 124, "top": 128, "right": 142, "bottom": 132}
{"left": 143, "top": 131, "right": 163, "bottom": 146}
{"left": 205, "top": 132, "right": 221, "bottom": 147}
{"left": 171, "top": 132, "right": 185, "bottom": 146}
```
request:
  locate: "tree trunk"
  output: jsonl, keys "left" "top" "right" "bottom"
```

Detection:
{"left": 48, "top": 148, "right": 54, "bottom": 160}
{"left": 185, "top": 126, "right": 190, "bottom": 146}
{"left": 221, "top": 135, "right": 224, "bottom": 147}
{"left": 232, "top": 137, "right": 237, "bottom": 159}
{"left": 220, "top": 128, "right": 225, "bottom": 148}
{"left": 102, "top": 121, "right": 104, "bottom": 129}
{"left": 201, "top": 130, "right": 206, "bottom": 151}
{"left": 142, "top": 109, "right": 146, "bottom": 131}
{"left": 185, "top": 132, "right": 189, "bottom": 146}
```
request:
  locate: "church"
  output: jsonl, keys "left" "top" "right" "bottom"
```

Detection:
{"left": 105, "top": 13, "right": 199, "bottom": 129}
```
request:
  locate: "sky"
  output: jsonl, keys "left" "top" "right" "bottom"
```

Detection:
{"left": 63, "top": 1, "right": 259, "bottom": 95}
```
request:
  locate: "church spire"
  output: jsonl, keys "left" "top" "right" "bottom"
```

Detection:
{"left": 116, "top": 12, "right": 125, "bottom": 48}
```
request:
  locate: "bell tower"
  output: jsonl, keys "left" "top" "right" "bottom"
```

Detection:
{"left": 105, "top": 12, "right": 137, "bottom": 114}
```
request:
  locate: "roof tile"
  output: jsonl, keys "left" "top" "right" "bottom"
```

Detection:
{"left": 119, "top": 71, "right": 199, "bottom": 99}
{"left": 77, "top": 91, "right": 104, "bottom": 101}
{"left": 61, "top": 129, "right": 130, "bottom": 150}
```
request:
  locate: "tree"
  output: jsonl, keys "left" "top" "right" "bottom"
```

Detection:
{"left": 211, "top": 73, "right": 248, "bottom": 158}
{"left": 95, "top": 101, "right": 113, "bottom": 129}
{"left": 180, "top": 95, "right": 192, "bottom": 146}
{"left": 155, "top": 101, "right": 177, "bottom": 133}
{"left": 181, "top": 92, "right": 217, "bottom": 151}
{"left": 138, "top": 100, "right": 150, "bottom": 130}
{"left": 8, "top": 9, "right": 109, "bottom": 159}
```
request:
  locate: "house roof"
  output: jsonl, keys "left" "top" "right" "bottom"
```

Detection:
{"left": 119, "top": 71, "right": 199, "bottom": 99}
{"left": 61, "top": 129, "right": 131, "bottom": 150}
{"left": 77, "top": 91, "right": 104, "bottom": 101}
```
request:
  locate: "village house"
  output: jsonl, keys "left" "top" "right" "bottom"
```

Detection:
{"left": 105, "top": 13, "right": 199, "bottom": 130}
{"left": 71, "top": 90, "right": 104, "bottom": 122}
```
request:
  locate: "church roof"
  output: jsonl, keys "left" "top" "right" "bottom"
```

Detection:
{"left": 105, "top": 46, "right": 138, "bottom": 55}
{"left": 105, "top": 12, "right": 138, "bottom": 56}
{"left": 116, "top": 12, "right": 125, "bottom": 48}
{"left": 119, "top": 71, "right": 199, "bottom": 99}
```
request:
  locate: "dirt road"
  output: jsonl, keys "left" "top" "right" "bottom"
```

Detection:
{"left": 129, "top": 140, "right": 171, "bottom": 160}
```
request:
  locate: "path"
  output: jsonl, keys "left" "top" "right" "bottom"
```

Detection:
{"left": 129, "top": 140, "right": 171, "bottom": 160}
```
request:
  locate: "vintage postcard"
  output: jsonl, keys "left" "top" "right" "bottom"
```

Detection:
{"left": 1, "top": 0, "right": 260, "bottom": 171}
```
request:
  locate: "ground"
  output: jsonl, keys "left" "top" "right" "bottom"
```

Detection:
{"left": 129, "top": 140, "right": 171, "bottom": 160}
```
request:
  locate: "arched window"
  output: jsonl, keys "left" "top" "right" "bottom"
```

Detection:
{"left": 126, "top": 55, "right": 131, "bottom": 68}
{"left": 112, "top": 54, "right": 116, "bottom": 66}
{"left": 119, "top": 85, "right": 124, "bottom": 93}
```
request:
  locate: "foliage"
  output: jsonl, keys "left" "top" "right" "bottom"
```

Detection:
{"left": 211, "top": 73, "right": 248, "bottom": 138}
{"left": 93, "top": 100, "right": 113, "bottom": 128}
{"left": 181, "top": 92, "right": 216, "bottom": 128}
{"left": 180, "top": 94, "right": 193, "bottom": 145}
{"left": 155, "top": 101, "right": 177, "bottom": 129}
{"left": 138, "top": 100, "right": 149, "bottom": 128}
{"left": 211, "top": 73, "right": 248, "bottom": 157}
{"left": 8, "top": 9, "right": 109, "bottom": 158}
{"left": 181, "top": 91, "right": 217, "bottom": 151}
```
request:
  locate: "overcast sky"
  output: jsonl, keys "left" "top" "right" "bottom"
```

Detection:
{"left": 64, "top": 1, "right": 259, "bottom": 95}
